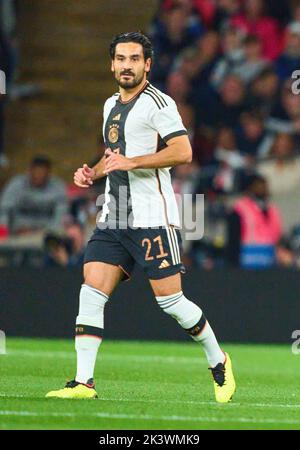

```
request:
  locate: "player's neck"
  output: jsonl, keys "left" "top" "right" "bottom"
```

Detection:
{"left": 119, "top": 79, "right": 148, "bottom": 103}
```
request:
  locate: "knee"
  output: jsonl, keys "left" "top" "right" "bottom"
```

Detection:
{"left": 84, "top": 269, "right": 110, "bottom": 296}
{"left": 155, "top": 291, "right": 202, "bottom": 329}
{"left": 83, "top": 263, "right": 119, "bottom": 296}
{"left": 83, "top": 276, "right": 105, "bottom": 293}
{"left": 79, "top": 284, "right": 109, "bottom": 307}
{"left": 77, "top": 284, "right": 109, "bottom": 328}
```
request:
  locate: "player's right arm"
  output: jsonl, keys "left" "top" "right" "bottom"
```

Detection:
{"left": 73, "top": 155, "right": 106, "bottom": 188}
{"left": 74, "top": 98, "right": 114, "bottom": 188}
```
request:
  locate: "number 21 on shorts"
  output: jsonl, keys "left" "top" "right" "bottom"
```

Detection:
{"left": 142, "top": 235, "right": 168, "bottom": 261}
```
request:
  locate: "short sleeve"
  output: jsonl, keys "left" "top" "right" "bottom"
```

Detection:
{"left": 149, "top": 98, "right": 187, "bottom": 142}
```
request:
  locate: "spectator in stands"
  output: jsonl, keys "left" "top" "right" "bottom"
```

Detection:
{"left": 267, "top": 80, "right": 300, "bottom": 136}
{"left": 210, "top": 127, "right": 248, "bottom": 194}
{"left": 194, "top": 74, "right": 247, "bottom": 129}
{"left": 160, "top": 0, "right": 216, "bottom": 27}
{"left": 65, "top": 220, "right": 85, "bottom": 266}
{"left": 166, "top": 70, "right": 189, "bottom": 104}
{"left": 226, "top": 173, "right": 282, "bottom": 268}
{"left": 213, "top": 0, "right": 241, "bottom": 31}
{"left": 179, "top": 30, "right": 220, "bottom": 89}
{"left": 192, "top": 73, "right": 248, "bottom": 163}
{"left": 43, "top": 220, "right": 85, "bottom": 267}
{"left": 211, "top": 25, "right": 245, "bottom": 89}
{"left": 172, "top": 161, "right": 200, "bottom": 196}
{"left": 235, "top": 110, "right": 273, "bottom": 159}
{"left": 258, "top": 133, "right": 300, "bottom": 194}
{"left": 166, "top": 70, "right": 196, "bottom": 142}
{"left": 275, "top": 21, "right": 300, "bottom": 82}
{"left": 193, "top": 127, "right": 248, "bottom": 195}
{"left": 258, "top": 133, "right": 300, "bottom": 232}
{"left": 149, "top": 2, "right": 204, "bottom": 88}
{"left": 237, "top": 35, "right": 268, "bottom": 82}
{"left": 180, "top": 104, "right": 196, "bottom": 144}
{"left": 230, "top": 0, "right": 282, "bottom": 61}
{"left": 190, "top": 0, "right": 217, "bottom": 27}
{"left": 248, "top": 68, "right": 279, "bottom": 116}
{"left": 276, "top": 236, "right": 300, "bottom": 270}
{"left": 0, "top": 155, "right": 68, "bottom": 236}
{"left": 212, "top": 33, "right": 268, "bottom": 88}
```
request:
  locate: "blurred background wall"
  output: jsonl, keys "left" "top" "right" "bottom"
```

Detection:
{"left": 1, "top": 267, "right": 300, "bottom": 342}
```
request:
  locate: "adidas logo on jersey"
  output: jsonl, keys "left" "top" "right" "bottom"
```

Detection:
{"left": 113, "top": 113, "right": 121, "bottom": 121}
{"left": 159, "top": 259, "right": 170, "bottom": 269}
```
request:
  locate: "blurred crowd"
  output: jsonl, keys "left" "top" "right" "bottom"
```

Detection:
{"left": 148, "top": 0, "right": 300, "bottom": 270}
{"left": 1, "top": 0, "right": 300, "bottom": 270}
{"left": 0, "top": 154, "right": 100, "bottom": 268}
{"left": 0, "top": 0, "right": 40, "bottom": 168}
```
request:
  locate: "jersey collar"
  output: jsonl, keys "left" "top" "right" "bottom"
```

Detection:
{"left": 118, "top": 80, "right": 149, "bottom": 104}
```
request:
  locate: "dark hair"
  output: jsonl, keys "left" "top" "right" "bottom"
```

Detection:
{"left": 30, "top": 155, "right": 51, "bottom": 169}
{"left": 243, "top": 34, "right": 261, "bottom": 46}
{"left": 255, "top": 67, "right": 277, "bottom": 81}
{"left": 240, "top": 109, "right": 264, "bottom": 122}
{"left": 109, "top": 31, "right": 154, "bottom": 62}
{"left": 243, "top": 173, "right": 266, "bottom": 191}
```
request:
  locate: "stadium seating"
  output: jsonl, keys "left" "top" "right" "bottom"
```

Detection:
{"left": 4, "top": 0, "right": 157, "bottom": 182}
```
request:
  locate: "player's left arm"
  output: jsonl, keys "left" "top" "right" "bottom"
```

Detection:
{"left": 104, "top": 134, "right": 192, "bottom": 173}
{"left": 105, "top": 97, "right": 192, "bottom": 173}
{"left": 132, "top": 134, "right": 192, "bottom": 169}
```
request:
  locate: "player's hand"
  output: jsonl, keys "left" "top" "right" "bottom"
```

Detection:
{"left": 73, "top": 164, "right": 95, "bottom": 188}
{"left": 104, "top": 149, "right": 136, "bottom": 174}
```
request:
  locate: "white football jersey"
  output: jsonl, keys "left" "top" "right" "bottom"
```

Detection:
{"left": 99, "top": 81, "right": 187, "bottom": 228}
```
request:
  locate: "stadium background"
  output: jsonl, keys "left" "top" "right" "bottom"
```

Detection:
{"left": 1, "top": 0, "right": 300, "bottom": 343}
{"left": 1, "top": 0, "right": 300, "bottom": 432}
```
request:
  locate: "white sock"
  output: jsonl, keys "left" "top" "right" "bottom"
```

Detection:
{"left": 75, "top": 284, "right": 108, "bottom": 384}
{"left": 156, "top": 291, "right": 224, "bottom": 367}
{"left": 190, "top": 320, "right": 225, "bottom": 368}
{"left": 75, "top": 336, "right": 101, "bottom": 384}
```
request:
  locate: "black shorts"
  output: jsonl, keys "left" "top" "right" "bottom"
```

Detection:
{"left": 84, "top": 226, "right": 185, "bottom": 280}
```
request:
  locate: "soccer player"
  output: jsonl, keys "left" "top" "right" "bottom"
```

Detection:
{"left": 46, "top": 32, "right": 236, "bottom": 402}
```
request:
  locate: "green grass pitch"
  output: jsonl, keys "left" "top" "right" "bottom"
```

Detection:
{"left": 0, "top": 338, "right": 299, "bottom": 430}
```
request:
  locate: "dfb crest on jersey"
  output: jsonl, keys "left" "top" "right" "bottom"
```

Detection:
{"left": 109, "top": 124, "right": 119, "bottom": 143}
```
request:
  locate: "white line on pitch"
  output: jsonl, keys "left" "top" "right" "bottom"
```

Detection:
{"left": 4, "top": 350, "right": 288, "bottom": 375}
{"left": 6, "top": 350, "right": 207, "bottom": 365}
{"left": 0, "top": 410, "right": 299, "bottom": 425}
{"left": 0, "top": 392, "right": 299, "bottom": 411}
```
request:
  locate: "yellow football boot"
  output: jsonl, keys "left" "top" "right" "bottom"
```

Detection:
{"left": 210, "top": 352, "right": 236, "bottom": 403}
{"left": 46, "top": 379, "right": 98, "bottom": 399}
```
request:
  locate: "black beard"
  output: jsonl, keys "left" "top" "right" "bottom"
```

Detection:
{"left": 116, "top": 73, "right": 144, "bottom": 90}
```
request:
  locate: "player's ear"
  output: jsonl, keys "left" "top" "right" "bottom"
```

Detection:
{"left": 145, "top": 58, "right": 151, "bottom": 74}
{"left": 111, "top": 60, "right": 115, "bottom": 73}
